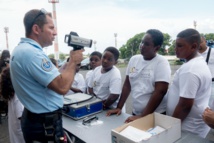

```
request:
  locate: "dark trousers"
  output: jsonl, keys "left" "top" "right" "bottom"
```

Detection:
{"left": 21, "top": 108, "right": 63, "bottom": 143}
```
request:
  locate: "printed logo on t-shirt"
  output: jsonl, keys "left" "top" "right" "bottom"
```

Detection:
{"left": 130, "top": 67, "right": 136, "bottom": 73}
{"left": 41, "top": 58, "right": 53, "bottom": 71}
{"left": 141, "top": 69, "right": 151, "bottom": 78}
{"left": 129, "top": 67, "right": 140, "bottom": 78}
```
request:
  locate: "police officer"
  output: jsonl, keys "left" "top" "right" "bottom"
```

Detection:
{"left": 10, "top": 9, "right": 83, "bottom": 143}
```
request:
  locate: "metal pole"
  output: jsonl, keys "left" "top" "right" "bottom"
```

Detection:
{"left": 4, "top": 27, "right": 9, "bottom": 50}
{"left": 194, "top": 21, "right": 197, "bottom": 29}
{"left": 114, "top": 33, "right": 117, "bottom": 48}
{"left": 49, "top": 0, "right": 59, "bottom": 60}
{"left": 93, "top": 41, "right": 97, "bottom": 51}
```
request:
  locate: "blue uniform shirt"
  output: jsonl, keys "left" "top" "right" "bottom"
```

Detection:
{"left": 10, "top": 38, "right": 63, "bottom": 113}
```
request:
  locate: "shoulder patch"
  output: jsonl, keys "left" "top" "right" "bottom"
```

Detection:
{"left": 41, "top": 58, "right": 53, "bottom": 71}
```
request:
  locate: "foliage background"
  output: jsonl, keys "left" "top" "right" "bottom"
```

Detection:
{"left": 49, "top": 33, "right": 214, "bottom": 60}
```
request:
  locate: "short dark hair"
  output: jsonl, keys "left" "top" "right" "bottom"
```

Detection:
{"left": 146, "top": 29, "right": 164, "bottom": 47}
{"left": 104, "top": 47, "right": 119, "bottom": 61}
{"left": 90, "top": 51, "right": 102, "bottom": 59}
{"left": 177, "top": 28, "right": 201, "bottom": 45}
{"left": 23, "top": 9, "right": 52, "bottom": 37}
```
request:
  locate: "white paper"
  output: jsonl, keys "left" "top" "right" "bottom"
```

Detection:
{"left": 147, "top": 126, "right": 165, "bottom": 135}
{"left": 120, "top": 126, "right": 152, "bottom": 142}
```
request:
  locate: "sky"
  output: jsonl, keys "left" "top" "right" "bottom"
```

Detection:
{"left": 0, "top": 0, "right": 214, "bottom": 56}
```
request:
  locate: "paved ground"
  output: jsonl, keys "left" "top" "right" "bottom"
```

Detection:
{"left": 1, "top": 64, "right": 214, "bottom": 142}
{"left": 0, "top": 115, "right": 9, "bottom": 143}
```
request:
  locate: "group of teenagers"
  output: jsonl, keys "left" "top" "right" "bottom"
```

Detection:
{"left": 60, "top": 47, "right": 122, "bottom": 110}
{"left": 61, "top": 28, "right": 214, "bottom": 139}
{"left": 1, "top": 8, "right": 214, "bottom": 143}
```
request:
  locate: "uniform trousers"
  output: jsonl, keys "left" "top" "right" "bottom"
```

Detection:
{"left": 21, "top": 108, "right": 64, "bottom": 143}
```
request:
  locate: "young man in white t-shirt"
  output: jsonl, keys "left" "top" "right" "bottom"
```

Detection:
{"left": 166, "top": 28, "right": 211, "bottom": 138}
{"left": 85, "top": 51, "right": 102, "bottom": 94}
{"left": 107, "top": 29, "right": 171, "bottom": 123}
{"left": 199, "top": 36, "right": 214, "bottom": 111}
{"left": 199, "top": 36, "right": 214, "bottom": 78}
{"left": 88, "top": 47, "right": 121, "bottom": 109}
{"left": 65, "top": 58, "right": 86, "bottom": 95}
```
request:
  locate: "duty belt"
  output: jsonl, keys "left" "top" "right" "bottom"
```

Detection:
{"left": 24, "top": 108, "right": 64, "bottom": 142}
{"left": 24, "top": 108, "right": 62, "bottom": 123}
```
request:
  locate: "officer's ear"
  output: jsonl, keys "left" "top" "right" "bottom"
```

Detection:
{"left": 32, "top": 24, "right": 41, "bottom": 35}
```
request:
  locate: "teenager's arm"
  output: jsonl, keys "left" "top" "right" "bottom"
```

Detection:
{"left": 173, "top": 97, "right": 193, "bottom": 121}
{"left": 117, "top": 76, "right": 131, "bottom": 109}
{"left": 124, "top": 82, "right": 168, "bottom": 123}
{"left": 70, "top": 87, "right": 83, "bottom": 93}
{"left": 141, "top": 82, "right": 168, "bottom": 116}
{"left": 106, "top": 76, "right": 131, "bottom": 116}
{"left": 88, "top": 87, "right": 96, "bottom": 96}
{"left": 103, "top": 94, "right": 119, "bottom": 108}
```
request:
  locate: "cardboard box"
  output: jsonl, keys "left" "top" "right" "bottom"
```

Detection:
{"left": 111, "top": 112, "right": 181, "bottom": 143}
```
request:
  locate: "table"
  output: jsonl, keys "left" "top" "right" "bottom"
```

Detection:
{"left": 63, "top": 111, "right": 128, "bottom": 143}
{"left": 176, "top": 132, "right": 213, "bottom": 143}
{"left": 63, "top": 111, "right": 214, "bottom": 143}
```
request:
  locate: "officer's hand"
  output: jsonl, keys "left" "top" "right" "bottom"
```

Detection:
{"left": 106, "top": 108, "right": 122, "bottom": 116}
{"left": 125, "top": 115, "right": 141, "bottom": 123}
{"left": 69, "top": 49, "right": 84, "bottom": 64}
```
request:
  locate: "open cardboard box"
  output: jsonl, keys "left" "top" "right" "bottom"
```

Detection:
{"left": 111, "top": 112, "right": 181, "bottom": 143}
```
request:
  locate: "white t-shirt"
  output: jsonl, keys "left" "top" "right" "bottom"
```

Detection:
{"left": 200, "top": 47, "right": 214, "bottom": 110}
{"left": 166, "top": 56, "right": 211, "bottom": 138}
{"left": 85, "top": 70, "right": 93, "bottom": 94}
{"left": 8, "top": 94, "right": 25, "bottom": 143}
{"left": 126, "top": 54, "right": 171, "bottom": 115}
{"left": 200, "top": 47, "right": 214, "bottom": 78}
{"left": 86, "top": 70, "right": 93, "bottom": 87}
{"left": 88, "top": 66, "right": 122, "bottom": 108}
{"left": 66, "top": 73, "right": 86, "bottom": 95}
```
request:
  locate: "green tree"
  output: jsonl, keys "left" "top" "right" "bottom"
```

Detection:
{"left": 48, "top": 54, "right": 54, "bottom": 59}
{"left": 119, "top": 45, "right": 127, "bottom": 59}
{"left": 126, "top": 33, "right": 145, "bottom": 59}
{"left": 119, "top": 33, "right": 145, "bottom": 59}
{"left": 119, "top": 32, "right": 172, "bottom": 59}
{"left": 158, "top": 33, "right": 172, "bottom": 55}
{"left": 168, "top": 40, "right": 175, "bottom": 55}
{"left": 59, "top": 53, "right": 66, "bottom": 60}
{"left": 48, "top": 53, "right": 69, "bottom": 61}
{"left": 201, "top": 33, "right": 214, "bottom": 47}
{"left": 202, "top": 33, "right": 214, "bottom": 41}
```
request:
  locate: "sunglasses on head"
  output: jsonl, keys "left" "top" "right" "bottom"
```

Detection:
{"left": 30, "top": 8, "right": 47, "bottom": 28}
